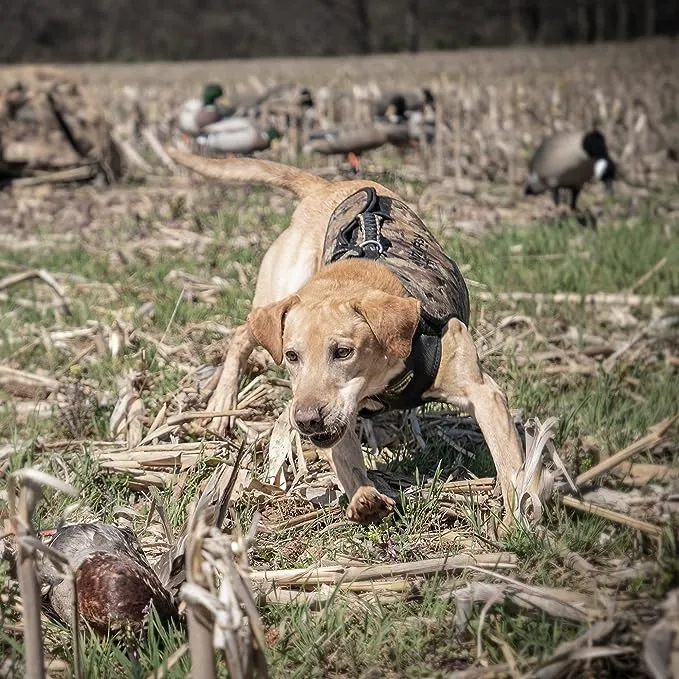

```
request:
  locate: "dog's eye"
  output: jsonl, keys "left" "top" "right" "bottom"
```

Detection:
{"left": 285, "top": 350, "right": 299, "bottom": 363}
{"left": 333, "top": 346, "right": 354, "bottom": 360}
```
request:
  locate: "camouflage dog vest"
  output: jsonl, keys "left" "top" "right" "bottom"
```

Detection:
{"left": 322, "top": 187, "right": 470, "bottom": 415}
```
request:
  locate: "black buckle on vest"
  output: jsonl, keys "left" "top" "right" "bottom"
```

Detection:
{"left": 331, "top": 187, "right": 392, "bottom": 262}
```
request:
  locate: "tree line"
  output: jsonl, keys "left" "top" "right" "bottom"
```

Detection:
{"left": 1, "top": 0, "right": 677, "bottom": 62}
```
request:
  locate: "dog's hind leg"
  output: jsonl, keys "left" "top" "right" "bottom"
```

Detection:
{"left": 328, "top": 427, "right": 395, "bottom": 524}
{"left": 205, "top": 323, "right": 258, "bottom": 434}
{"left": 426, "top": 318, "right": 529, "bottom": 523}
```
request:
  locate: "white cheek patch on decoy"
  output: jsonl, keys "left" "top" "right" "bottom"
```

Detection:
{"left": 594, "top": 158, "right": 609, "bottom": 180}
{"left": 528, "top": 172, "right": 546, "bottom": 190}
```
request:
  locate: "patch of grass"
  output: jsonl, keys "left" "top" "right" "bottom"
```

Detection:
{"left": 444, "top": 211, "right": 679, "bottom": 297}
{"left": 1, "top": 178, "right": 677, "bottom": 678}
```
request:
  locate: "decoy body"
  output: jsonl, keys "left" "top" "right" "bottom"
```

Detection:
{"left": 524, "top": 130, "right": 616, "bottom": 210}
{"left": 39, "top": 522, "right": 176, "bottom": 634}
{"left": 196, "top": 117, "right": 280, "bottom": 155}
{"left": 178, "top": 83, "right": 229, "bottom": 136}
{"left": 375, "top": 88, "right": 435, "bottom": 119}
{"left": 304, "top": 95, "right": 433, "bottom": 172}
{"left": 179, "top": 82, "right": 287, "bottom": 154}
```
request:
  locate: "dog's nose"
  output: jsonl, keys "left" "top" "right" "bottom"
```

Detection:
{"left": 293, "top": 404, "right": 324, "bottom": 433}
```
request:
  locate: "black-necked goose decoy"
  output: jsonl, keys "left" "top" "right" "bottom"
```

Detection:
{"left": 524, "top": 130, "right": 616, "bottom": 210}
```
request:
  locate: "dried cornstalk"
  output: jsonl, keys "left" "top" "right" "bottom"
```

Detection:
{"left": 575, "top": 414, "right": 678, "bottom": 487}
{"left": 561, "top": 495, "right": 663, "bottom": 538}
{"left": 0, "top": 269, "right": 71, "bottom": 312}
{"left": 612, "top": 463, "right": 679, "bottom": 486}
{"left": 251, "top": 552, "right": 517, "bottom": 590}
{"left": 643, "top": 589, "right": 679, "bottom": 679}
{"left": 513, "top": 416, "right": 558, "bottom": 524}
{"left": 449, "top": 665, "right": 511, "bottom": 679}
{"left": 109, "top": 372, "right": 147, "bottom": 449}
{"left": 532, "top": 620, "right": 623, "bottom": 679}
{"left": 0, "top": 366, "right": 59, "bottom": 399}
{"left": 7, "top": 469, "right": 78, "bottom": 679}
{"left": 475, "top": 291, "right": 679, "bottom": 308}
{"left": 179, "top": 464, "right": 267, "bottom": 679}
{"left": 450, "top": 580, "right": 611, "bottom": 630}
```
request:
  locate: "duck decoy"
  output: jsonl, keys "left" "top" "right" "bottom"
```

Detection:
{"left": 196, "top": 117, "right": 281, "bottom": 155}
{"left": 304, "top": 96, "right": 433, "bottom": 173}
{"left": 375, "top": 87, "right": 435, "bottom": 119}
{"left": 178, "top": 83, "right": 229, "bottom": 136}
{"left": 39, "top": 522, "right": 176, "bottom": 634}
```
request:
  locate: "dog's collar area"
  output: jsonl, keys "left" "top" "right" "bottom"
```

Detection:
{"left": 359, "top": 330, "right": 442, "bottom": 417}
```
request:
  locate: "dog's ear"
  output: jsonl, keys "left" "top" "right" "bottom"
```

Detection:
{"left": 354, "top": 292, "right": 420, "bottom": 359}
{"left": 248, "top": 295, "right": 299, "bottom": 364}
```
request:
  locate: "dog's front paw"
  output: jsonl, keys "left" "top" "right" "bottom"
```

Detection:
{"left": 346, "top": 486, "right": 395, "bottom": 524}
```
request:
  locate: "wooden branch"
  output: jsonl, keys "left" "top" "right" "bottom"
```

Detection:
{"left": 142, "top": 129, "right": 178, "bottom": 172}
{"left": 561, "top": 495, "right": 663, "bottom": 538}
{"left": 475, "top": 290, "right": 679, "bottom": 308}
{"left": 0, "top": 269, "right": 71, "bottom": 313}
{"left": 11, "top": 166, "right": 96, "bottom": 188}
{"left": 576, "top": 415, "right": 678, "bottom": 487}
{"left": 251, "top": 552, "right": 517, "bottom": 588}
{"left": 111, "top": 131, "right": 153, "bottom": 173}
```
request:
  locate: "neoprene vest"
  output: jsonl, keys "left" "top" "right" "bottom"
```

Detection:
{"left": 321, "top": 187, "right": 470, "bottom": 415}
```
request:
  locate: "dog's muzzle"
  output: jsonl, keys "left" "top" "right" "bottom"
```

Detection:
{"left": 292, "top": 404, "right": 346, "bottom": 448}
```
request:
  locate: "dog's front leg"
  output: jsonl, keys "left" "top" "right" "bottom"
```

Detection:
{"left": 427, "top": 319, "right": 529, "bottom": 523}
{"left": 329, "top": 426, "right": 396, "bottom": 524}
{"left": 205, "top": 323, "right": 257, "bottom": 434}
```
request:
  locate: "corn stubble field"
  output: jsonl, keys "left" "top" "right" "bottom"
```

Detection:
{"left": 1, "top": 40, "right": 679, "bottom": 678}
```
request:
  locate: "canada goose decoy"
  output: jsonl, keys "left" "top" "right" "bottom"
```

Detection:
{"left": 39, "top": 522, "right": 176, "bottom": 634}
{"left": 524, "top": 130, "right": 616, "bottom": 210}
{"left": 178, "top": 83, "right": 229, "bottom": 136}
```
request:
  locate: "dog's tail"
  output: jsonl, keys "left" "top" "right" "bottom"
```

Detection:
{"left": 167, "top": 149, "right": 330, "bottom": 198}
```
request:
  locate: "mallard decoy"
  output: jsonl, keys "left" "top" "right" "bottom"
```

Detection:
{"left": 178, "top": 83, "right": 230, "bottom": 136}
{"left": 253, "top": 84, "right": 314, "bottom": 118}
{"left": 303, "top": 125, "right": 392, "bottom": 171}
{"left": 39, "top": 522, "right": 176, "bottom": 634}
{"left": 378, "top": 95, "right": 436, "bottom": 146}
{"left": 375, "top": 88, "right": 435, "bottom": 119}
{"left": 524, "top": 130, "right": 617, "bottom": 210}
{"left": 304, "top": 97, "right": 430, "bottom": 173}
{"left": 196, "top": 117, "right": 281, "bottom": 155}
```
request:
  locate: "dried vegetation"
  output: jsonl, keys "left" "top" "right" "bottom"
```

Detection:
{"left": 1, "top": 40, "right": 678, "bottom": 678}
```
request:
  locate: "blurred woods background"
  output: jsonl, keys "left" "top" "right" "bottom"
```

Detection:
{"left": 2, "top": 0, "right": 678, "bottom": 62}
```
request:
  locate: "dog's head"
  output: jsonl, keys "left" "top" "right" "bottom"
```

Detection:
{"left": 248, "top": 291, "right": 420, "bottom": 447}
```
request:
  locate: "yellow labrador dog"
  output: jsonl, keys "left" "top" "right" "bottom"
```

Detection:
{"left": 169, "top": 149, "right": 529, "bottom": 524}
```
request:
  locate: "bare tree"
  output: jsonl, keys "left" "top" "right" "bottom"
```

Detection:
{"left": 354, "top": 0, "right": 371, "bottom": 53}
{"left": 405, "top": 0, "right": 420, "bottom": 52}
{"left": 576, "top": 0, "right": 590, "bottom": 42}
{"left": 524, "top": 0, "right": 543, "bottom": 44}
{"left": 617, "top": 0, "right": 628, "bottom": 39}
{"left": 645, "top": 0, "right": 656, "bottom": 36}
{"left": 510, "top": 0, "right": 527, "bottom": 43}
{"left": 593, "top": 0, "right": 605, "bottom": 42}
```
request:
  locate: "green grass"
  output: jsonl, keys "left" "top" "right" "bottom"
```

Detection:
{"left": 1, "top": 181, "right": 678, "bottom": 678}
{"left": 445, "top": 211, "right": 679, "bottom": 297}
